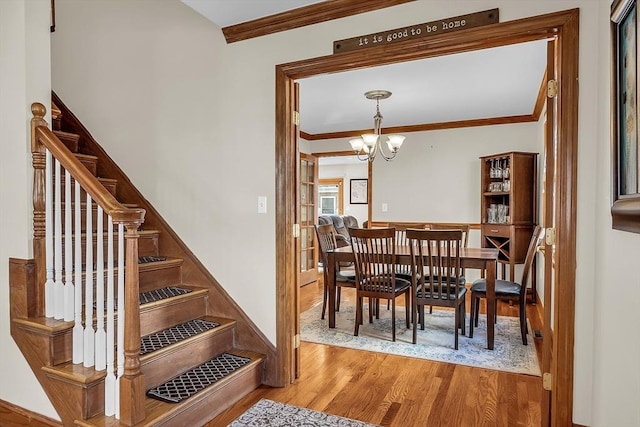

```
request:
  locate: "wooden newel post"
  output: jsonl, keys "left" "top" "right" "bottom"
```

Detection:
{"left": 119, "top": 221, "right": 145, "bottom": 425}
{"left": 31, "top": 102, "right": 48, "bottom": 318}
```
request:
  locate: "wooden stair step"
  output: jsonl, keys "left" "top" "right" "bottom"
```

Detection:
{"left": 59, "top": 176, "right": 118, "bottom": 202}
{"left": 139, "top": 285, "right": 208, "bottom": 337}
{"left": 12, "top": 317, "right": 74, "bottom": 366}
{"left": 60, "top": 202, "right": 138, "bottom": 232}
{"left": 74, "top": 153, "right": 98, "bottom": 176}
{"left": 53, "top": 130, "right": 79, "bottom": 152}
{"left": 77, "top": 349, "right": 264, "bottom": 427}
{"left": 51, "top": 101, "right": 62, "bottom": 131}
{"left": 138, "top": 257, "right": 184, "bottom": 292}
{"left": 42, "top": 362, "right": 107, "bottom": 420}
{"left": 140, "top": 316, "right": 237, "bottom": 389}
{"left": 60, "top": 229, "right": 160, "bottom": 261}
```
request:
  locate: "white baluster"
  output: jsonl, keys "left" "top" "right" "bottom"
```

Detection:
{"left": 44, "top": 150, "right": 54, "bottom": 318}
{"left": 54, "top": 159, "right": 64, "bottom": 319}
{"left": 63, "top": 169, "right": 74, "bottom": 321}
{"left": 104, "top": 216, "right": 116, "bottom": 416}
{"left": 72, "top": 180, "right": 83, "bottom": 364}
{"left": 83, "top": 195, "right": 95, "bottom": 367}
{"left": 95, "top": 206, "right": 106, "bottom": 371}
{"left": 115, "top": 223, "right": 125, "bottom": 419}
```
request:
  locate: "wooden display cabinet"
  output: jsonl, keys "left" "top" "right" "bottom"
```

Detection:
{"left": 480, "top": 152, "right": 538, "bottom": 298}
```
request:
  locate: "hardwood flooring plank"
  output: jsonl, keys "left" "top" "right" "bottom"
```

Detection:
{"left": 205, "top": 275, "right": 543, "bottom": 427}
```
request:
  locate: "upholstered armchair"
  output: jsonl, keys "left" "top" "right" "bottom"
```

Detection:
{"left": 317, "top": 214, "right": 359, "bottom": 247}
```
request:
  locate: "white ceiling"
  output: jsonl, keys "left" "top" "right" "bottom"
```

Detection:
{"left": 181, "top": 0, "right": 324, "bottom": 28}
{"left": 181, "top": 1, "right": 548, "bottom": 139}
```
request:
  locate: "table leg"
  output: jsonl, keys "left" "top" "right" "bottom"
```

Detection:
{"left": 486, "top": 260, "right": 496, "bottom": 350}
{"left": 327, "top": 251, "right": 336, "bottom": 328}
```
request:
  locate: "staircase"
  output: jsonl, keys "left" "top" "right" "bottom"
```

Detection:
{"left": 9, "top": 93, "right": 276, "bottom": 426}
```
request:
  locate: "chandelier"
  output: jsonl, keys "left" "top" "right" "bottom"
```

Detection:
{"left": 349, "top": 90, "right": 406, "bottom": 162}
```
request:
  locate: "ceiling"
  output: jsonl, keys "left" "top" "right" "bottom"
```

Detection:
{"left": 181, "top": 1, "right": 548, "bottom": 150}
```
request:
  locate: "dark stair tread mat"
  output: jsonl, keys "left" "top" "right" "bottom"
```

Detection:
{"left": 139, "top": 286, "right": 192, "bottom": 304}
{"left": 140, "top": 318, "right": 220, "bottom": 355}
{"left": 139, "top": 256, "right": 168, "bottom": 263}
{"left": 93, "top": 286, "right": 192, "bottom": 309}
{"left": 146, "top": 353, "right": 252, "bottom": 403}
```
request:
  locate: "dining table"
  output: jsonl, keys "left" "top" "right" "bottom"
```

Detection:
{"left": 326, "top": 244, "right": 500, "bottom": 350}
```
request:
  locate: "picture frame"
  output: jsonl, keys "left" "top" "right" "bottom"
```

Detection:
{"left": 350, "top": 179, "right": 368, "bottom": 204}
{"left": 611, "top": 0, "right": 640, "bottom": 233}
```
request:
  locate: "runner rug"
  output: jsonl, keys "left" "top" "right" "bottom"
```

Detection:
{"left": 301, "top": 301, "right": 540, "bottom": 376}
{"left": 228, "top": 399, "right": 377, "bottom": 427}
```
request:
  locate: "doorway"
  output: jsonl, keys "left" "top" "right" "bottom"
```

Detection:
{"left": 275, "top": 9, "right": 578, "bottom": 426}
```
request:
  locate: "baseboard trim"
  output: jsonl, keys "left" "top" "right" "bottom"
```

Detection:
{"left": 0, "top": 399, "right": 61, "bottom": 426}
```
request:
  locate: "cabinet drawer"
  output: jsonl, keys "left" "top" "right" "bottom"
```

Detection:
{"left": 482, "top": 224, "right": 511, "bottom": 238}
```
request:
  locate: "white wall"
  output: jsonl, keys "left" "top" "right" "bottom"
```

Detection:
{"left": 318, "top": 162, "right": 369, "bottom": 225}
{"left": 591, "top": 2, "right": 640, "bottom": 426}
{"left": 0, "top": 0, "right": 59, "bottom": 420}
{"left": 370, "top": 123, "right": 541, "bottom": 222}
{"left": 26, "top": 0, "right": 633, "bottom": 425}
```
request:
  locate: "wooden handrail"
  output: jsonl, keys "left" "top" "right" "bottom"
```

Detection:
{"left": 31, "top": 103, "right": 145, "bottom": 225}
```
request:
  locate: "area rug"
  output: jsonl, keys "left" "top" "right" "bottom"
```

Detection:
{"left": 301, "top": 302, "right": 540, "bottom": 376}
{"left": 228, "top": 399, "right": 377, "bottom": 426}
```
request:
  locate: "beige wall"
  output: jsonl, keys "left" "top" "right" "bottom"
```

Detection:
{"left": 0, "top": 0, "right": 58, "bottom": 420}
{"left": 0, "top": 0, "right": 633, "bottom": 425}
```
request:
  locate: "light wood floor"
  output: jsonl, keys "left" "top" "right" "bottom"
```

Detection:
{"left": 207, "top": 278, "right": 543, "bottom": 426}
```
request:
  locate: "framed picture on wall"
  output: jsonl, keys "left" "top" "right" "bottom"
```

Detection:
{"left": 350, "top": 179, "right": 368, "bottom": 204}
{"left": 611, "top": 0, "right": 640, "bottom": 233}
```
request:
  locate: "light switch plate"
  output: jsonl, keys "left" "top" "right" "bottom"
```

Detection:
{"left": 258, "top": 196, "right": 267, "bottom": 213}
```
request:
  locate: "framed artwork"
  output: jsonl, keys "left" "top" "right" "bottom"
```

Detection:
{"left": 350, "top": 179, "right": 368, "bottom": 204}
{"left": 611, "top": 0, "right": 640, "bottom": 233}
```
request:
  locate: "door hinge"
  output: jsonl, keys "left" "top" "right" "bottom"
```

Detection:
{"left": 547, "top": 79, "right": 558, "bottom": 98}
{"left": 543, "top": 372, "right": 552, "bottom": 391}
{"left": 545, "top": 227, "right": 556, "bottom": 246}
{"left": 293, "top": 111, "right": 300, "bottom": 126}
{"left": 293, "top": 223, "right": 300, "bottom": 238}
{"left": 293, "top": 334, "right": 301, "bottom": 349}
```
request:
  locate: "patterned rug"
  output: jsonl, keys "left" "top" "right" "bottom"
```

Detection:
{"left": 228, "top": 399, "right": 377, "bottom": 426}
{"left": 301, "top": 301, "right": 540, "bottom": 376}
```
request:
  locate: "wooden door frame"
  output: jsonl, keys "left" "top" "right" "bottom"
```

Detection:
{"left": 275, "top": 9, "right": 578, "bottom": 426}
{"left": 318, "top": 178, "right": 345, "bottom": 215}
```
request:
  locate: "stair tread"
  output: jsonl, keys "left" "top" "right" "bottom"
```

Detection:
{"left": 140, "top": 316, "right": 234, "bottom": 357}
{"left": 53, "top": 130, "right": 79, "bottom": 139}
{"left": 76, "top": 350, "right": 264, "bottom": 427}
{"left": 145, "top": 351, "right": 257, "bottom": 403}
{"left": 42, "top": 362, "right": 106, "bottom": 385}
{"left": 12, "top": 280, "right": 199, "bottom": 335}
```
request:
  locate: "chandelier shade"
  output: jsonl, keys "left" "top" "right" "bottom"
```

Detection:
{"left": 349, "top": 90, "right": 405, "bottom": 162}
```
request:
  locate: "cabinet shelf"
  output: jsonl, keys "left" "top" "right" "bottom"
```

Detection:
{"left": 480, "top": 151, "right": 538, "bottom": 284}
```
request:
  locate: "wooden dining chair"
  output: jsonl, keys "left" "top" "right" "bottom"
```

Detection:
{"left": 407, "top": 229, "right": 467, "bottom": 349}
{"left": 314, "top": 224, "right": 356, "bottom": 320}
{"left": 349, "top": 227, "right": 412, "bottom": 342}
{"left": 469, "top": 225, "right": 544, "bottom": 345}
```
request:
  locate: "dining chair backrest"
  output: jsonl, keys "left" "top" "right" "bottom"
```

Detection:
{"left": 427, "top": 223, "right": 470, "bottom": 248}
{"left": 388, "top": 222, "right": 427, "bottom": 246}
{"left": 314, "top": 223, "right": 338, "bottom": 268}
{"left": 407, "top": 229, "right": 463, "bottom": 303}
{"left": 518, "top": 225, "right": 544, "bottom": 297}
{"left": 349, "top": 227, "right": 398, "bottom": 293}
